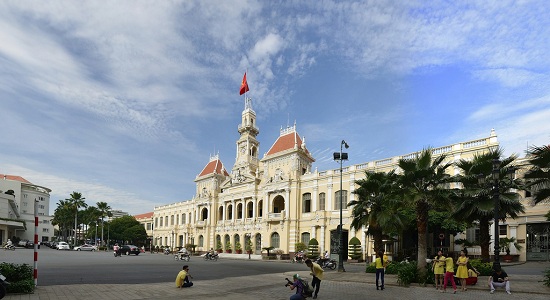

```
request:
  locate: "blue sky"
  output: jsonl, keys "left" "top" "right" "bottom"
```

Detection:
{"left": 1, "top": 1, "right": 549, "bottom": 216}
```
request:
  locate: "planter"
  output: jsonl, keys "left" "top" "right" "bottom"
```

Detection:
{"left": 226, "top": 250, "right": 232, "bottom": 253}
{"left": 276, "top": 254, "right": 281, "bottom": 260}
{"left": 236, "top": 249, "right": 242, "bottom": 254}
{"left": 246, "top": 250, "right": 252, "bottom": 254}
{"left": 217, "top": 249, "right": 223, "bottom": 253}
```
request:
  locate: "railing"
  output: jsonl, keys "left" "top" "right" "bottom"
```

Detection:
{"left": 462, "top": 138, "right": 487, "bottom": 149}
{"left": 375, "top": 158, "right": 392, "bottom": 166}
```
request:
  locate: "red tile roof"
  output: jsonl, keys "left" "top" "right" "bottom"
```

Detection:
{"left": 266, "top": 127, "right": 311, "bottom": 157}
{"left": 134, "top": 212, "right": 154, "bottom": 220}
{"left": 0, "top": 174, "right": 32, "bottom": 184}
{"left": 198, "top": 158, "right": 229, "bottom": 177}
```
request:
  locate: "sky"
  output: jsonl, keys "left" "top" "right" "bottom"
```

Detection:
{"left": 1, "top": 1, "right": 549, "bottom": 216}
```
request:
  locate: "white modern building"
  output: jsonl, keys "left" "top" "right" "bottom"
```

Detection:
{"left": 0, "top": 174, "right": 55, "bottom": 245}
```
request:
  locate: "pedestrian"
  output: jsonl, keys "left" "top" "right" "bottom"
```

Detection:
{"left": 432, "top": 250, "right": 445, "bottom": 290}
{"left": 441, "top": 252, "right": 457, "bottom": 294}
{"left": 488, "top": 267, "right": 511, "bottom": 294}
{"left": 305, "top": 258, "right": 323, "bottom": 299}
{"left": 375, "top": 250, "right": 388, "bottom": 290}
{"left": 175, "top": 265, "right": 193, "bottom": 288}
{"left": 456, "top": 250, "right": 469, "bottom": 291}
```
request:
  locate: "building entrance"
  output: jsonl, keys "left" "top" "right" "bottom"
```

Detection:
{"left": 526, "top": 223, "right": 550, "bottom": 261}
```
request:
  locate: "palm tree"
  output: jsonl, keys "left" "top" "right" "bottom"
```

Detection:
{"left": 349, "top": 170, "right": 406, "bottom": 254}
{"left": 82, "top": 206, "right": 101, "bottom": 242}
{"left": 398, "top": 148, "right": 453, "bottom": 276}
{"left": 453, "top": 148, "right": 524, "bottom": 261}
{"left": 97, "top": 201, "right": 112, "bottom": 247}
{"left": 524, "top": 144, "right": 550, "bottom": 205}
{"left": 66, "top": 192, "right": 87, "bottom": 245}
{"left": 52, "top": 199, "right": 74, "bottom": 241}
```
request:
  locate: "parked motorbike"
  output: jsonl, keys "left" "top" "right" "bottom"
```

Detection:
{"left": 314, "top": 257, "right": 337, "bottom": 270}
{"left": 164, "top": 248, "right": 171, "bottom": 255}
{"left": 204, "top": 253, "right": 219, "bottom": 261}
{"left": 174, "top": 252, "right": 190, "bottom": 261}
{"left": 0, "top": 272, "right": 9, "bottom": 299}
{"left": 291, "top": 253, "right": 305, "bottom": 263}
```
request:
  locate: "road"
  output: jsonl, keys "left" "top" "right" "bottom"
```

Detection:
{"left": 1, "top": 247, "right": 363, "bottom": 286}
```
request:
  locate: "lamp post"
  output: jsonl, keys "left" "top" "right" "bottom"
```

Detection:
{"left": 333, "top": 139, "right": 349, "bottom": 272}
{"left": 491, "top": 159, "right": 501, "bottom": 271}
{"left": 171, "top": 230, "right": 175, "bottom": 254}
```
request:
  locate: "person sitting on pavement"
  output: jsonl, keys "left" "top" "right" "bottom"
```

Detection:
{"left": 288, "top": 273, "right": 305, "bottom": 300}
{"left": 489, "top": 267, "right": 511, "bottom": 295}
{"left": 175, "top": 265, "right": 194, "bottom": 288}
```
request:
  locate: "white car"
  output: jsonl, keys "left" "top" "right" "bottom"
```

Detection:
{"left": 73, "top": 244, "right": 97, "bottom": 251}
{"left": 56, "top": 242, "right": 70, "bottom": 250}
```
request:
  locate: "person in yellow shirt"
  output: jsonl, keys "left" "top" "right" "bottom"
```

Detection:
{"left": 456, "top": 250, "right": 469, "bottom": 291}
{"left": 175, "top": 265, "right": 193, "bottom": 288}
{"left": 441, "top": 253, "right": 457, "bottom": 293}
{"left": 305, "top": 259, "right": 324, "bottom": 299}
{"left": 432, "top": 250, "right": 445, "bottom": 290}
{"left": 375, "top": 251, "right": 388, "bottom": 290}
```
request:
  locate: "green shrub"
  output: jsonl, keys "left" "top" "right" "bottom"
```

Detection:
{"left": 295, "top": 242, "right": 307, "bottom": 253}
{"left": 307, "top": 238, "right": 320, "bottom": 258}
{"left": 348, "top": 237, "right": 362, "bottom": 260}
{"left": 365, "top": 263, "right": 376, "bottom": 273}
{"left": 396, "top": 261, "right": 418, "bottom": 287}
{"left": 385, "top": 261, "right": 399, "bottom": 274}
{"left": 0, "top": 262, "right": 34, "bottom": 294}
{"left": 543, "top": 268, "right": 550, "bottom": 287}
{"left": 469, "top": 259, "right": 493, "bottom": 276}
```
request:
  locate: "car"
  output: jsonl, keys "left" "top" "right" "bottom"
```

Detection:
{"left": 119, "top": 245, "right": 140, "bottom": 255}
{"left": 24, "top": 240, "right": 34, "bottom": 249}
{"left": 56, "top": 241, "right": 70, "bottom": 250}
{"left": 18, "top": 240, "right": 29, "bottom": 247}
{"left": 73, "top": 244, "right": 98, "bottom": 251}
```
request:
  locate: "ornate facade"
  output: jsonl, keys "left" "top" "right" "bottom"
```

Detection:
{"left": 150, "top": 98, "right": 507, "bottom": 260}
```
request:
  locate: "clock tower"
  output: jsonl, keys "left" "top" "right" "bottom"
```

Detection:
{"left": 232, "top": 97, "right": 260, "bottom": 182}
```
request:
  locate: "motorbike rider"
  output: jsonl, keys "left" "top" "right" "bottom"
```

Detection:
{"left": 305, "top": 259, "right": 324, "bottom": 299}
{"left": 319, "top": 251, "right": 329, "bottom": 267}
{"left": 178, "top": 247, "right": 189, "bottom": 260}
{"left": 4, "top": 239, "right": 13, "bottom": 250}
{"left": 207, "top": 247, "right": 217, "bottom": 259}
{"left": 113, "top": 243, "right": 120, "bottom": 257}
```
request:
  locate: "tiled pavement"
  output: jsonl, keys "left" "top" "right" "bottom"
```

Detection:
{"left": 5, "top": 266, "right": 550, "bottom": 300}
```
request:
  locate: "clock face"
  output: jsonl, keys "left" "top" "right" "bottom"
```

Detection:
{"left": 240, "top": 146, "right": 246, "bottom": 154}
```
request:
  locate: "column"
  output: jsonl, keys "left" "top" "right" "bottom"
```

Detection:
{"left": 252, "top": 197, "right": 256, "bottom": 219}
{"left": 320, "top": 225, "right": 326, "bottom": 253}
{"left": 327, "top": 183, "right": 333, "bottom": 211}
{"left": 285, "top": 189, "right": 290, "bottom": 218}
{"left": 312, "top": 186, "right": 318, "bottom": 212}
{"left": 231, "top": 200, "right": 236, "bottom": 223}
{"left": 311, "top": 226, "right": 316, "bottom": 239}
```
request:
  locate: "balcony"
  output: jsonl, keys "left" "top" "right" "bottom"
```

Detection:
{"left": 267, "top": 210, "right": 285, "bottom": 222}
{"left": 196, "top": 220, "right": 206, "bottom": 227}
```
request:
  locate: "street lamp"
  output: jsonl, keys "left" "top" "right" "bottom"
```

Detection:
{"left": 333, "top": 139, "right": 349, "bottom": 273}
{"left": 171, "top": 230, "right": 175, "bottom": 253}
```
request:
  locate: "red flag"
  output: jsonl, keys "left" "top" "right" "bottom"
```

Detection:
{"left": 239, "top": 72, "right": 250, "bottom": 95}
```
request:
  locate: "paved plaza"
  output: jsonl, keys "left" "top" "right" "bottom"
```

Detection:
{"left": 5, "top": 264, "right": 550, "bottom": 300}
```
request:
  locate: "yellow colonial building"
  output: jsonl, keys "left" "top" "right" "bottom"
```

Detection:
{"left": 149, "top": 98, "right": 540, "bottom": 261}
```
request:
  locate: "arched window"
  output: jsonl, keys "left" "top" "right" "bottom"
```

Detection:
{"left": 334, "top": 190, "right": 348, "bottom": 210}
{"left": 273, "top": 195, "right": 284, "bottom": 213}
{"left": 218, "top": 206, "right": 223, "bottom": 220}
{"left": 201, "top": 207, "right": 208, "bottom": 220}
{"left": 271, "top": 232, "right": 280, "bottom": 248}
{"left": 234, "top": 234, "right": 240, "bottom": 249}
{"left": 224, "top": 234, "right": 230, "bottom": 250}
{"left": 247, "top": 201, "right": 253, "bottom": 218}
{"left": 227, "top": 204, "right": 233, "bottom": 220}
{"left": 301, "top": 232, "right": 311, "bottom": 246}
{"left": 181, "top": 213, "right": 186, "bottom": 224}
{"left": 302, "top": 193, "right": 311, "bottom": 213}
{"left": 165, "top": 216, "right": 168, "bottom": 226}
{"left": 171, "top": 215, "right": 174, "bottom": 225}
{"left": 216, "top": 235, "right": 221, "bottom": 249}
{"left": 257, "top": 200, "right": 263, "bottom": 217}
{"left": 176, "top": 214, "right": 179, "bottom": 224}
{"left": 319, "top": 192, "right": 326, "bottom": 210}
{"left": 237, "top": 203, "right": 243, "bottom": 219}
{"left": 198, "top": 235, "right": 204, "bottom": 247}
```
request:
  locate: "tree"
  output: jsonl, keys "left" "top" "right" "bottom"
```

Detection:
{"left": 349, "top": 170, "right": 406, "bottom": 254}
{"left": 52, "top": 199, "right": 74, "bottom": 241}
{"left": 453, "top": 149, "right": 524, "bottom": 262}
{"left": 109, "top": 215, "right": 147, "bottom": 245}
{"left": 66, "top": 192, "right": 87, "bottom": 245}
{"left": 398, "top": 148, "right": 453, "bottom": 277}
{"left": 524, "top": 144, "right": 550, "bottom": 205}
{"left": 96, "top": 201, "right": 112, "bottom": 247}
